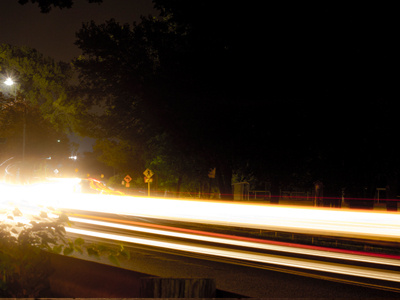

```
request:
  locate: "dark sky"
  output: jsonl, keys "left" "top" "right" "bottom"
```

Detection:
{"left": 0, "top": 0, "right": 157, "bottom": 62}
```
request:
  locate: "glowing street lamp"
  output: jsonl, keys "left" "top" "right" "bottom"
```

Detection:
{"left": 4, "top": 77, "right": 14, "bottom": 86}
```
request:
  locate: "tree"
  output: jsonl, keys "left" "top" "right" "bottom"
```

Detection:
{"left": 0, "top": 44, "right": 84, "bottom": 181}
{"left": 18, "top": 0, "right": 102, "bottom": 13}
{"left": 92, "top": 138, "right": 144, "bottom": 177}
{"left": 145, "top": 132, "right": 211, "bottom": 197}
{"left": 1, "top": 44, "right": 85, "bottom": 134}
{"left": 72, "top": 2, "right": 257, "bottom": 199}
{"left": 0, "top": 97, "right": 70, "bottom": 158}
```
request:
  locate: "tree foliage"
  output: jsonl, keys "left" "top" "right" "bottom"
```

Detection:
{"left": 146, "top": 132, "right": 211, "bottom": 196}
{"left": 18, "top": 0, "right": 102, "bottom": 13}
{"left": 0, "top": 206, "right": 70, "bottom": 297}
{"left": 93, "top": 138, "right": 143, "bottom": 174}
{"left": 73, "top": 2, "right": 256, "bottom": 197}
{"left": 0, "top": 44, "right": 90, "bottom": 183}
{"left": 0, "top": 202, "right": 130, "bottom": 297}
{"left": 1, "top": 44, "right": 85, "bottom": 134}
{"left": 0, "top": 44, "right": 92, "bottom": 171}
{"left": 1, "top": 97, "right": 66, "bottom": 148}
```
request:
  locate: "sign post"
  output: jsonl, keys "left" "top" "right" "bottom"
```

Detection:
{"left": 143, "top": 169, "right": 154, "bottom": 196}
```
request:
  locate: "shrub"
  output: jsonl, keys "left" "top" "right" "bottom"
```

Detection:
{"left": 0, "top": 206, "right": 70, "bottom": 297}
{"left": 0, "top": 204, "right": 131, "bottom": 297}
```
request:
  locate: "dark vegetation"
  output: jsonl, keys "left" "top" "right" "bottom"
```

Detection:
{"left": 0, "top": 204, "right": 130, "bottom": 297}
{"left": 0, "top": 206, "right": 69, "bottom": 297}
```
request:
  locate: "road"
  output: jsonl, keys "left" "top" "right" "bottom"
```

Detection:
{"left": 2, "top": 180, "right": 400, "bottom": 297}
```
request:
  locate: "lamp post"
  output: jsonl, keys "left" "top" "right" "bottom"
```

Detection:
{"left": 4, "top": 77, "right": 26, "bottom": 161}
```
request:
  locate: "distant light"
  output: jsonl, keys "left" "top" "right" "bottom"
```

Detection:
{"left": 69, "top": 156, "right": 77, "bottom": 160}
{"left": 57, "top": 139, "right": 61, "bottom": 143}
{"left": 4, "top": 77, "right": 14, "bottom": 86}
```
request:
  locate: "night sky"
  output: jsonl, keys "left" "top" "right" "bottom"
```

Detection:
{"left": 0, "top": 0, "right": 156, "bottom": 62}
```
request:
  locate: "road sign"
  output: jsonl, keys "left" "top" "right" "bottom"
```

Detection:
{"left": 124, "top": 174, "right": 132, "bottom": 183}
{"left": 143, "top": 169, "right": 154, "bottom": 197}
{"left": 143, "top": 169, "right": 154, "bottom": 179}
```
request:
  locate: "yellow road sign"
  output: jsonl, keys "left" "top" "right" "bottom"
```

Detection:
{"left": 143, "top": 168, "right": 154, "bottom": 178}
{"left": 124, "top": 175, "right": 132, "bottom": 183}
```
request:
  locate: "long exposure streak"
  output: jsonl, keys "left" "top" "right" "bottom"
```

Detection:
{"left": 2, "top": 180, "right": 400, "bottom": 243}
{"left": 69, "top": 216, "right": 400, "bottom": 267}
{"left": 65, "top": 226, "right": 400, "bottom": 283}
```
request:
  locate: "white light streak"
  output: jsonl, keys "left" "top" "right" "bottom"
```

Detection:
{"left": 57, "top": 194, "right": 400, "bottom": 242}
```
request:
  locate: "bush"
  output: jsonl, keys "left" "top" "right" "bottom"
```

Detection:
{"left": 0, "top": 206, "right": 71, "bottom": 297}
{"left": 0, "top": 204, "right": 131, "bottom": 297}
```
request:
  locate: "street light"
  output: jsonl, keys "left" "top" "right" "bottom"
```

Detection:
{"left": 3, "top": 77, "right": 26, "bottom": 161}
{"left": 4, "top": 77, "right": 14, "bottom": 86}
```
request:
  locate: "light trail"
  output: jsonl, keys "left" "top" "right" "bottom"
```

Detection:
{"left": 69, "top": 216, "right": 400, "bottom": 267}
{"left": 2, "top": 179, "right": 400, "bottom": 243}
{"left": 60, "top": 195, "right": 400, "bottom": 242}
{"left": 65, "top": 226, "right": 400, "bottom": 284}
